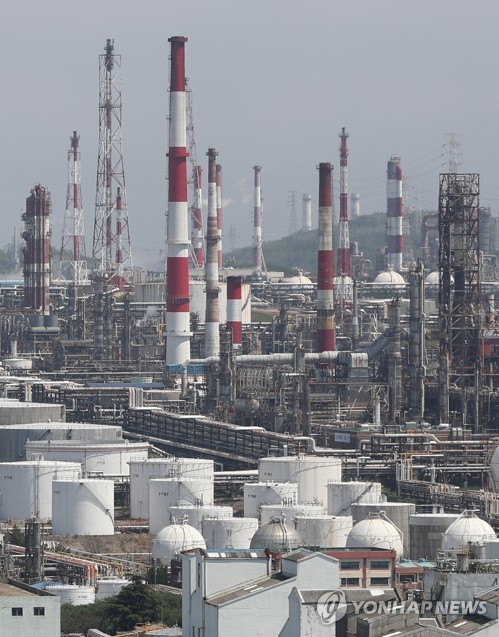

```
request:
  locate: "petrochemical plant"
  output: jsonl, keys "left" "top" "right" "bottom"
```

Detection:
{"left": 3, "top": 35, "right": 499, "bottom": 637}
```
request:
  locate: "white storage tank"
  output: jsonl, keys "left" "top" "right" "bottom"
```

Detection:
{"left": 129, "top": 458, "right": 214, "bottom": 520}
{"left": 243, "top": 482, "right": 298, "bottom": 518}
{"left": 202, "top": 517, "right": 259, "bottom": 549}
{"left": 0, "top": 399, "right": 65, "bottom": 425}
{"left": 295, "top": 515, "right": 353, "bottom": 549}
{"left": 259, "top": 503, "right": 325, "bottom": 526}
{"left": 169, "top": 504, "right": 233, "bottom": 532}
{"left": 258, "top": 455, "right": 341, "bottom": 504}
{"left": 0, "top": 460, "right": 81, "bottom": 521}
{"left": 327, "top": 481, "right": 382, "bottom": 516}
{"left": 347, "top": 513, "right": 404, "bottom": 557}
{"left": 148, "top": 478, "right": 214, "bottom": 535}
{"left": 52, "top": 479, "right": 114, "bottom": 536}
{"left": 351, "top": 501, "right": 416, "bottom": 555}
{"left": 95, "top": 578, "right": 130, "bottom": 600}
{"left": 47, "top": 584, "right": 96, "bottom": 606}
{"left": 409, "top": 511, "right": 460, "bottom": 560}
{"left": 25, "top": 440, "right": 149, "bottom": 477}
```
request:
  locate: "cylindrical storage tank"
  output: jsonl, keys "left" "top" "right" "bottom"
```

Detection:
{"left": 351, "top": 502, "right": 416, "bottom": 556}
{"left": 409, "top": 512, "right": 460, "bottom": 561}
{"left": 0, "top": 460, "right": 81, "bottom": 521}
{"left": 244, "top": 482, "right": 298, "bottom": 518}
{"left": 327, "top": 482, "right": 382, "bottom": 516}
{"left": 51, "top": 479, "right": 114, "bottom": 536}
{"left": 259, "top": 503, "right": 325, "bottom": 527}
{"left": 258, "top": 455, "right": 342, "bottom": 505}
{"left": 295, "top": 515, "right": 353, "bottom": 549}
{"left": 95, "top": 579, "right": 130, "bottom": 600}
{"left": 129, "top": 458, "right": 214, "bottom": 520}
{"left": 25, "top": 440, "right": 149, "bottom": 477}
{"left": 47, "top": 584, "right": 96, "bottom": 606}
{"left": 148, "top": 478, "right": 214, "bottom": 535}
{"left": 169, "top": 504, "right": 233, "bottom": 532}
{"left": 202, "top": 518, "right": 259, "bottom": 550}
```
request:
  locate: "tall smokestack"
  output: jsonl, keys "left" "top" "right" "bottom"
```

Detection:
{"left": 205, "top": 148, "right": 220, "bottom": 357}
{"left": 351, "top": 193, "right": 360, "bottom": 218}
{"left": 227, "top": 276, "right": 243, "bottom": 350}
{"left": 302, "top": 194, "right": 312, "bottom": 232}
{"left": 166, "top": 36, "right": 191, "bottom": 366}
{"left": 316, "top": 163, "right": 335, "bottom": 352}
{"left": 387, "top": 156, "right": 403, "bottom": 271}
{"left": 253, "top": 165, "right": 263, "bottom": 271}
{"left": 216, "top": 164, "right": 223, "bottom": 269}
{"left": 337, "top": 127, "right": 352, "bottom": 278}
{"left": 192, "top": 165, "right": 204, "bottom": 268}
{"left": 23, "top": 184, "right": 51, "bottom": 315}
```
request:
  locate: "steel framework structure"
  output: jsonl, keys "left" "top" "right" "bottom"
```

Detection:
{"left": 438, "top": 173, "right": 481, "bottom": 429}
{"left": 92, "top": 39, "right": 132, "bottom": 289}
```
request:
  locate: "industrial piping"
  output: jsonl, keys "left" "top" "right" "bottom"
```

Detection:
{"left": 227, "top": 276, "right": 243, "bottom": 350}
{"left": 253, "top": 165, "right": 263, "bottom": 271}
{"left": 205, "top": 148, "right": 220, "bottom": 357}
{"left": 165, "top": 36, "right": 191, "bottom": 366}
{"left": 316, "top": 162, "right": 335, "bottom": 352}
{"left": 387, "top": 156, "right": 403, "bottom": 271}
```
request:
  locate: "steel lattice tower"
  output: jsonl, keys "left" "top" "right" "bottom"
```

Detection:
{"left": 438, "top": 173, "right": 481, "bottom": 429}
{"left": 92, "top": 39, "right": 132, "bottom": 289}
{"left": 60, "top": 131, "right": 88, "bottom": 285}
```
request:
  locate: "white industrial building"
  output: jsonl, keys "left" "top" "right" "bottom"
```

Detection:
{"left": 0, "top": 579, "right": 60, "bottom": 636}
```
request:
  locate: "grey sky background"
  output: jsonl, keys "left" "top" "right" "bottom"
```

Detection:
{"left": 1, "top": 0, "right": 498, "bottom": 269}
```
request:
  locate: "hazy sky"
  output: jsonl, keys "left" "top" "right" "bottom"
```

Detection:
{"left": 2, "top": 0, "right": 499, "bottom": 269}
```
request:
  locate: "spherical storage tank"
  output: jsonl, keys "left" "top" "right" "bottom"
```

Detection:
{"left": 351, "top": 501, "right": 415, "bottom": 555}
{"left": 169, "top": 504, "right": 233, "bottom": 532}
{"left": 148, "top": 478, "right": 214, "bottom": 535}
{"left": 202, "top": 518, "right": 259, "bottom": 549}
{"left": 129, "top": 458, "right": 214, "bottom": 520}
{"left": 327, "top": 482, "right": 382, "bottom": 516}
{"left": 250, "top": 517, "right": 303, "bottom": 553}
{"left": 52, "top": 479, "right": 114, "bottom": 536}
{"left": 0, "top": 460, "right": 81, "bottom": 521}
{"left": 346, "top": 513, "right": 403, "bottom": 557}
{"left": 258, "top": 455, "right": 342, "bottom": 505}
{"left": 48, "top": 584, "right": 96, "bottom": 606}
{"left": 96, "top": 578, "right": 130, "bottom": 600}
{"left": 489, "top": 446, "right": 499, "bottom": 491}
{"left": 244, "top": 482, "right": 298, "bottom": 518}
{"left": 441, "top": 510, "right": 497, "bottom": 551}
{"left": 152, "top": 520, "right": 206, "bottom": 564}
{"left": 295, "top": 515, "right": 353, "bottom": 549}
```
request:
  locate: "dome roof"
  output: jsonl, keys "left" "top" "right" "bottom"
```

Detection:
{"left": 441, "top": 511, "right": 496, "bottom": 551}
{"left": 425, "top": 271, "right": 439, "bottom": 284}
{"left": 152, "top": 521, "right": 206, "bottom": 563}
{"left": 374, "top": 269, "right": 405, "bottom": 285}
{"left": 250, "top": 517, "right": 303, "bottom": 553}
{"left": 281, "top": 275, "right": 312, "bottom": 285}
{"left": 346, "top": 514, "right": 403, "bottom": 556}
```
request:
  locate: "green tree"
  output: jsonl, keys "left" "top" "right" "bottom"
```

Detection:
{"left": 5, "top": 524, "right": 25, "bottom": 546}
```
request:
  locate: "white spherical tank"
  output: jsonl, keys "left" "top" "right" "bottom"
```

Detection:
{"left": 327, "top": 482, "right": 382, "bottom": 516}
{"left": 258, "top": 455, "right": 341, "bottom": 505}
{"left": 48, "top": 584, "right": 96, "bottom": 606}
{"left": 169, "top": 504, "right": 233, "bottom": 532}
{"left": 96, "top": 579, "right": 130, "bottom": 600}
{"left": 244, "top": 482, "right": 298, "bottom": 518}
{"left": 490, "top": 446, "right": 499, "bottom": 491}
{"left": 0, "top": 460, "right": 81, "bottom": 521}
{"left": 351, "top": 502, "right": 416, "bottom": 555}
{"left": 259, "top": 503, "right": 325, "bottom": 526}
{"left": 129, "top": 458, "right": 214, "bottom": 520}
{"left": 152, "top": 521, "right": 206, "bottom": 564}
{"left": 346, "top": 514, "right": 404, "bottom": 557}
{"left": 202, "top": 517, "right": 259, "bottom": 549}
{"left": 442, "top": 511, "right": 497, "bottom": 551}
{"left": 25, "top": 440, "right": 149, "bottom": 477}
{"left": 51, "top": 479, "right": 114, "bottom": 536}
{"left": 148, "top": 478, "right": 214, "bottom": 535}
{"left": 295, "top": 515, "right": 353, "bottom": 549}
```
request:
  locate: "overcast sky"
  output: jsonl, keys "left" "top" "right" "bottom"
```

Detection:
{"left": 1, "top": 0, "right": 498, "bottom": 269}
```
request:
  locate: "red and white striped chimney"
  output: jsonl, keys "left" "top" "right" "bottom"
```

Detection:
{"left": 216, "top": 163, "right": 223, "bottom": 269}
{"left": 337, "top": 127, "right": 351, "bottom": 278}
{"left": 316, "top": 162, "right": 335, "bottom": 352}
{"left": 252, "top": 165, "right": 263, "bottom": 271}
{"left": 192, "top": 165, "right": 204, "bottom": 268}
{"left": 205, "top": 148, "right": 220, "bottom": 357}
{"left": 387, "top": 156, "right": 403, "bottom": 271}
{"left": 227, "top": 276, "right": 243, "bottom": 350}
{"left": 166, "top": 36, "right": 191, "bottom": 366}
